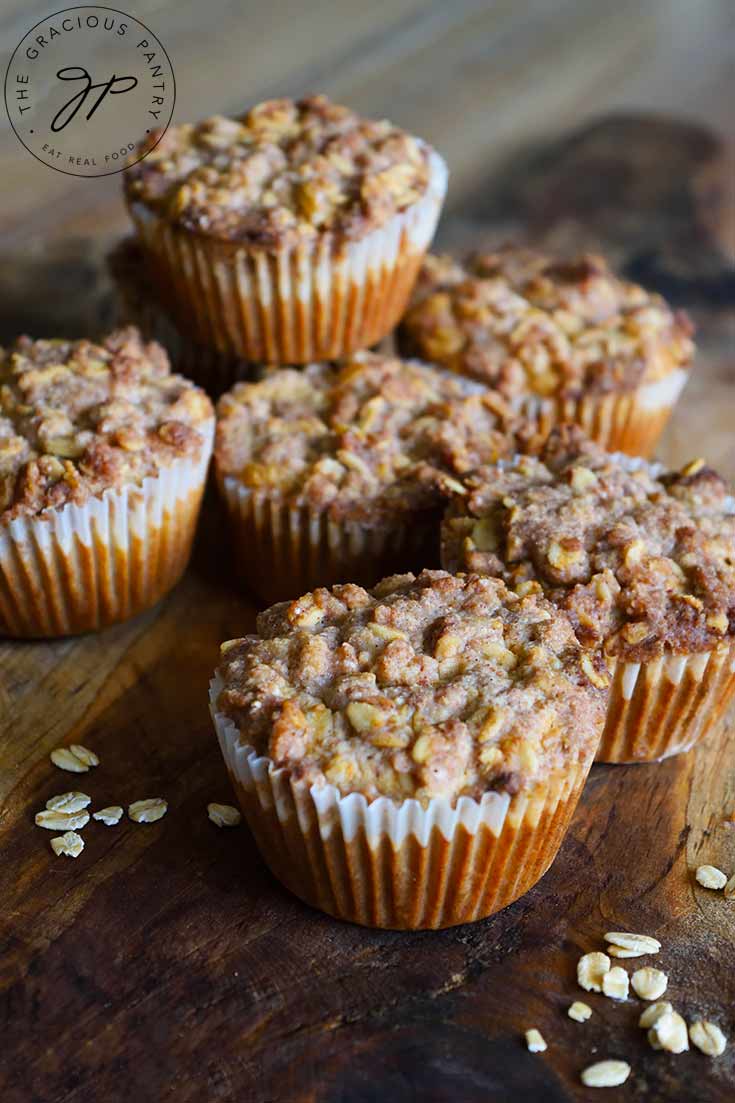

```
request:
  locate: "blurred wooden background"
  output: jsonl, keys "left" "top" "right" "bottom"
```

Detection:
{"left": 2, "top": 0, "right": 733, "bottom": 256}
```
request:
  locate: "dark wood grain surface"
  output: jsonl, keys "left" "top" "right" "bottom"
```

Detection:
{"left": 1, "top": 2, "right": 734, "bottom": 1100}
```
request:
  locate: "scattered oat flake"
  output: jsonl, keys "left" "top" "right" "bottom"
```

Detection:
{"left": 568, "top": 1001, "right": 592, "bottom": 1022}
{"left": 695, "top": 865, "right": 727, "bottom": 890}
{"left": 689, "top": 1020, "right": 727, "bottom": 1057}
{"left": 649, "top": 1010, "right": 689, "bottom": 1052}
{"left": 50, "top": 747, "right": 89, "bottom": 773}
{"left": 50, "top": 831, "right": 84, "bottom": 858}
{"left": 69, "top": 744, "right": 99, "bottom": 767}
{"left": 604, "top": 931, "right": 660, "bottom": 955}
{"left": 35, "top": 809, "right": 90, "bottom": 832}
{"left": 580, "top": 1060, "right": 631, "bottom": 1088}
{"left": 93, "top": 806, "right": 123, "bottom": 826}
{"left": 577, "top": 951, "right": 611, "bottom": 992}
{"left": 602, "top": 967, "right": 629, "bottom": 1001}
{"left": 208, "top": 802, "right": 241, "bottom": 827}
{"left": 631, "top": 966, "right": 668, "bottom": 1001}
{"left": 46, "top": 792, "right": 91, "bottom": 813}
{"left": 724, "top": 873, "right": 735, "bottom": 900}
{"left": 639, "top": 1001, "right": 673, "bottom": 1029}
{"left": 128, "top": 798, "right": 167, "bottom": 823}
{"left": 525, "top": 1028, "right": 546, "bottom": 1053}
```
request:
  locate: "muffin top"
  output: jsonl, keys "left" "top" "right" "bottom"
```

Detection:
{"left": 399, "top": 248, "right": 694, "bottom": 398}
{"left": 215, "top": 353, "right": 533, "bottom": 523}
{"left": 0, "top": 327, "right": 213, "bottom": 520}
{"left": 216, "top": 570, "right": 608, "bottom": 804}
{"left": 442, "top": 428, "right": 735, "bottom": 662}
{"left": 125, "top": 95, "right": 434, "bottom": 246}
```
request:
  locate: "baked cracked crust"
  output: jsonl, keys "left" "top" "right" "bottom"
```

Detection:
{"left": 215, "top": 353, "right": 533, "bottom": 524}
{"left": 398, "top": 248, "right": 694, "bottom": 398}
{"left": 216, "top": 570, "right": 608, "bottom": 804}
{"left": 442, "top": 427, "right": 735, "bottom": 662}
{"left": 125, "top": 95, "right": 433, "bottom": 246}
{"left": 0, "top": 327, "right": 213, "bottom": 520}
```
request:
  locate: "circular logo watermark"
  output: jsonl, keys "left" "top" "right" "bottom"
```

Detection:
{"left": 4, "top": 6, "right": 175, "bottom": 177}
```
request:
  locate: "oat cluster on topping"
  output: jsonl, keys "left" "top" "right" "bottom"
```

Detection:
{"left": 216, "top": 570, "right": 608, "bottom": 804}
{"left": 0, "top": 327, "right": 213, "bottom": 519}
{"left": 442, "top": 427, "right": 735, "bottom": 661}
{"left": 215, "top": 353, "right": 532, "bottom": 523}
{"left": 399, "top": 248, "right": 694, "bottom": 397}
{"left": 125, "top": 95, "right": 432, "bottom": 245}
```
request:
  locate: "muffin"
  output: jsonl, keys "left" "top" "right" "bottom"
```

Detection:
{"left": 398, "top": 248, "right": 694, "bottom": 458}
{"left": 210, "top": 569, "right": 608, "bottom": 929}
{"left": 0, "top": 327, "right": 214, "bottom": 637}
{"left": 441, "top": 427, "right": 735, "bottom": 763}
{"left": 107, "top": 238, "right": 253, "bottom": 396}
{"left": 215, "top": 351, "right": 533, "bottom": 604}
{"left": 124, "top": 95, "right": 447, "bottom": 364}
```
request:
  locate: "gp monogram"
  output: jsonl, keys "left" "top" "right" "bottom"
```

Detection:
{"left": 4, "top": 6, "right": 175, "bottom": 177}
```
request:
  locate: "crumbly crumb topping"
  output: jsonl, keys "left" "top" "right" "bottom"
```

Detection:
{"left": 441, "top": 427, "right": 735, "bottom": 661}
{"left": 216, "top": 570, "right": 607, "bottom": 805}
{"left": 215, "top": 353, "right": 531, "bottom": 523}
{"left": 125, "top": 95, "right": 432, "bottom": 245}
{"left": 399, "top": 248, "right": 694, "bottom": 397}
{"left": 0, "top": 327, "right": 213, "bottom": 520}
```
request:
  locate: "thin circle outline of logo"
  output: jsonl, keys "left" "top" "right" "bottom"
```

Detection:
{"left": 4, "top": 5, "right": 176, "bottom": 178}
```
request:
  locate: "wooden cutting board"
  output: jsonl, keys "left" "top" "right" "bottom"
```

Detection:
{"left": 1, "top": 115, "right": 733, "bottom": 1103}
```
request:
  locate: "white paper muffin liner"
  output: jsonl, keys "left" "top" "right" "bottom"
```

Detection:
{"left": 441, "top": 450, "right": 735, "bottom": 764}
{"left": 600, "top": 641, "right": 735, "bottom": 762}
{"left": 210, "top": 677, "right": 594, "bottom": 929}
{"left": 128, "top": 148, "right": 448, "bottom": 364}
{"left": 516, "top": 367, "right": 688, "bottom": 459}
{"left": 217, "top": 475, "right": 440, "bottom": 605}
{"left": 0, "top": 421, "right": 214, "bottom": 638}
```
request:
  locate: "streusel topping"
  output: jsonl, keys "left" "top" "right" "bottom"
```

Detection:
{"left": 216, "top": 570, "right": 608, "bottom": 804}
{"left": 0, "top": 327, "right": 213, "bottom": 519}
{"left": 125, "top": 95, "right": 432, "bottom": 245}
{"left": 442, "top": 428, "right": 735, "bottom": 661}
{"left": 399, "top": 248, "right": 694, "bottom": 397}
{"left": 215, "top": 353, "right": 532, "bottom": 522}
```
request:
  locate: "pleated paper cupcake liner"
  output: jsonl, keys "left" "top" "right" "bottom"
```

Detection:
{"left": 217, "top": 475, "right": 441, "bottom": 605}
{"left": 210, "top": 678, "right": 594, "bottom": 929}
{"left": 0, "top": 422, "right": 214, "bottom": 638}
{"left": 518, "top": 368, "right": 688, "bottom": 459}
{"left": 128, "top": 149, "right": 448, "bottom": 364}
{"left": 594, "top": 464, "right": 734, "bottom": 763}
{"left": 598, "top": 641, "right": 735, "bottom": 762}
{"left": 108, "top": 239, "right": 255, "bottom": 396}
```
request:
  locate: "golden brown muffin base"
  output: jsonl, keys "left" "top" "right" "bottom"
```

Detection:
{"left": 599, "top": 642, "right": 735, "bottom": 762}
{"left": 0, "top": 432, "right": 212, "bottom": 638}
{"left": 519, "top": 382, "right": 684, "bottom": 459}
{"left": 227, "top": 762, "right": 589, "bottom": 929}
{"left": 127, "top": 152, "right": 446, "bottom": 363}
{"left": 218, "top": 476, "right": 441, "bottom": 604}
